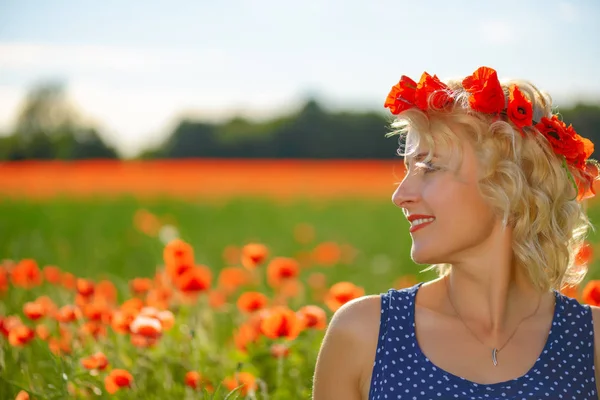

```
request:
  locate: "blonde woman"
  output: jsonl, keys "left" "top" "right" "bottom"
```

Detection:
{"left": 312, "top": 67, "right": 600, "bottom": 399}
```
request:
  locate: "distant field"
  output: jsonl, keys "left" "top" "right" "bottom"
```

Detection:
{"left": 0, "top": 159, "right": 406, "bottom": 200}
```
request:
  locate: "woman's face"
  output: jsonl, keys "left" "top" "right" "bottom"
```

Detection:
{"left": 392, "top": 131, "right": 499, "bottom": 265}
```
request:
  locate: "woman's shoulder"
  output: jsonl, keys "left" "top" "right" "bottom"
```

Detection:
{"left": 312, "top": 294, "right": 383, "bottom": 399}
{"left": 327, "top": 294, "right": 382, "bottom": 341}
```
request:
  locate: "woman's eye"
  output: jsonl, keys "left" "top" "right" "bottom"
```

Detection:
{"left": 415, "top": 161, "right": 439, "bottom": 173}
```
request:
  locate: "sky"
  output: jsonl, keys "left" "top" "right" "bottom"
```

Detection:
{"left": 0, "top": 0, "right": 599, "bottom": 157}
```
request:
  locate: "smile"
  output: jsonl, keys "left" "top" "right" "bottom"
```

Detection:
{"left": 410, "top": 217, "right": 435, "bottom": 233}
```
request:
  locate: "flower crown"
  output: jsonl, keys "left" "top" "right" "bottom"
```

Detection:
{"left": 384, "top": 66, "right": 598, "bottom": 201}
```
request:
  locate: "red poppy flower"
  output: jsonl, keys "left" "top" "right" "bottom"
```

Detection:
{"left": 297, "top": 305, "right": 327, "bottom": 330}
{"left": 384, "top": 75, "right": 418, "bottom": 115}
{"left": 324, "top": 282, "right": 365, "bottom": 312}
{"left": 462, "top": 66, "right": 505, "bottom": 114}
{"left": 507, "top": 85, "right": 533, "bottom": 133}
{"left": 582, "top": 280, "right": 600, "bottom": 306}
{"left": 237, "top": 291, "right": 269, "bottom": 313}
{"left": 104, "top": 369, "right": 134, "bottom": 394}
{"left": 415, "top": 72, "right": 453, "bottom": 111}
{"left": 535, "top": 116, "right": 593, "bottom": 170}
{"left": 266, "top": 257, "right": 299, "bottom": 288}
{"left": 222, "top": 372, "right": 257, "bottom": 397}
{"left": 241, "top": 243, "right": 269, "bottom": 269}
{"left": 260, "top": 306, "right": 303, "bottom": 340}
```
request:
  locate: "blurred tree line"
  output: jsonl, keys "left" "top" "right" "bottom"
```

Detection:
{"left": 1, "top": 82, "right": 599, "bottom": 160}
{"left": 0, "top": 83, "right": 119, "bottom": 160}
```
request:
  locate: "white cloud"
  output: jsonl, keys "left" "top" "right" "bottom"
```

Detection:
{"left": 0, "top": 42, "right": 230, "bottom": 74}
{"left": 478, "top": 20, "right": 517, "bottom": 45}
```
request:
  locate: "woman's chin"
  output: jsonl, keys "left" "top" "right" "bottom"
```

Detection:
{"left": 410, "top": 247, "right": 442, "bottom": 265}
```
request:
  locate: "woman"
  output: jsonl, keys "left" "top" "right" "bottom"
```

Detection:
{"left": 312, "top": 66, "right": 600, "bottom": 399}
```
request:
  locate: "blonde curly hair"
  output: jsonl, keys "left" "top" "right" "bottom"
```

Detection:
{"left": 388, "top": 77, "right": 593, "bottom": 292}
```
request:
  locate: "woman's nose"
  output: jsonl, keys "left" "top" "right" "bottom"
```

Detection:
{"left": 392, "top": 175, "right": 420, "bottom": 209}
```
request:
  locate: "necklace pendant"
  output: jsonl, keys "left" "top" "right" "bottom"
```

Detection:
{"left": 492, "top": 348, "right": 498, "bottom": 366}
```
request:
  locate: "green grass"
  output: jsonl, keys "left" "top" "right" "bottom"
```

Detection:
{"left": 0, "top": 196, "right": 429, "bottom": 295}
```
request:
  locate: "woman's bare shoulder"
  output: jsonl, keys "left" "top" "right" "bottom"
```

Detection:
{"left": 312, "top": 295, "right": 382, "bottom": 400}
{"left": 331, "top": 294, "right": 382, "bottom": 334}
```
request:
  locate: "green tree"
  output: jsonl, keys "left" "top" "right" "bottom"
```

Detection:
{"left": 1, "top": 82, "right": 118, "bottom": 160}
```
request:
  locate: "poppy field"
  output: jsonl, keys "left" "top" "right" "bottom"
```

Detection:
{"left": 2, "top": 162, "right": 600, "bottom": 399}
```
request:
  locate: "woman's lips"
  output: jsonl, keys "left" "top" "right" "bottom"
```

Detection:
{"left": 410, "top": 219, "right": 434, "bottom": 233}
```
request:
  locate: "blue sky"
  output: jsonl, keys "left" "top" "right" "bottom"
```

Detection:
{"left": 1, "top": 0, "right": 599, "bottom": 157}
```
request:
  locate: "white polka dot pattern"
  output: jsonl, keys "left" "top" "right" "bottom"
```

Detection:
{"left": 368, "top": 283, "right": 597, "bottom": 399}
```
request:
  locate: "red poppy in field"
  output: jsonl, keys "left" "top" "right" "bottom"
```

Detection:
{"left": 111, "top": 310, "right": 136, "bottom": 334}
{"left": 54, "top": 305, "right": 79, "bottom": 324}
{"left": 266, "top": 257, "right": 299, "bottom": 288}
{"left": 241, "top": 243, "right": 269, "bottom": 270}
{"left": 324, "top": 282, "right": 365, "bottom": 312}
{"left": 130, "top": 315, "right": 162, "bottom": 338}
{"left": 130, "top": 277, "right": 153, "bottom": 295}
{"left": 81, "top": 351, "right": 109, "bottom": 370}
{"left": 104, "top": 369, "right": 134, "bottom": 394}
{"left": 8, "top": 325, "right": 35, "bottom": 347}
{"left": 185, "top": 371, "right": 214, "bottom": 392}
{"left": 260, "top": 306, "right": 303, "bottom": 340}
{"left": 0, "top": 266, "right": 7, "bottom": 292}
{"left": 164, "top": 239, "right": 195, "bottom": 279}
{"left": 23, "top": 302, "right": 45, "bottom": 321}
{"left": 560, "top": 284, "right": 579, "bottom": 300}
{"left": 222, "top": 372, "right": 257, "bottom": 397}
{"left": 297, "top": 305, "right": 327, "bottom": 330}
{"left": 11, "top": 259, "right": 42, "bottom": 288}
{"left": 76, "top": 278, "right": 95, "bottom": 297}
{"left": 35, "top": 296, "right": 57, "bottom": 315}
{"left": 311, "top": 242, "right": 342, "bottom": 266}
{"left": 1, "top": 316, "right": 22, "bottom": 337}
{"left": 96, "top": 280, "right": 118, "bottom": 304}
{"left": 582, "top": 280, "right": 600, "bottom": 306}
{"left": 15, "top": 391, "right": 29, "bottom": 400}
{"left": 233, "top": 322, "right": 260, "bottom": 353}
{"left": 43, "top": 265, "right": 62, "bottom": 284}
{"left": 237, "top": 291, "right": 269, "bottom": 313}
{"left": 83, "top": 301, "right": 109, "bottom": 322}
{"left": 174, "top": 265, "right": 212, "bottom": 293}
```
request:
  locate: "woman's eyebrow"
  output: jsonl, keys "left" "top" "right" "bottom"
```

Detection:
{"left": 405, "top": 152, "right": 439, "bottom": 165}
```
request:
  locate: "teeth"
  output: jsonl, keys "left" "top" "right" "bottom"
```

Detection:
{"left": 411, "top": 217, "right": 435, "bottom": 226}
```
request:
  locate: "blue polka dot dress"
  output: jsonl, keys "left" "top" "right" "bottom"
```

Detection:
{"left": 369, "top": 282, "right": 597, "bottom": 399}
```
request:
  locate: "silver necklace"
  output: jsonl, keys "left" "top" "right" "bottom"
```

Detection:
{"left": 444, "top": 277, "right": 542, "bottom": 366}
